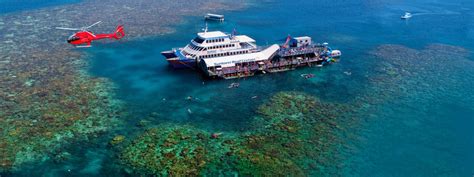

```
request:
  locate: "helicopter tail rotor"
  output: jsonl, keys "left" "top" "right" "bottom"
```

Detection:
{"left": 112, "top": 25, "right": 125, "bottom": 39}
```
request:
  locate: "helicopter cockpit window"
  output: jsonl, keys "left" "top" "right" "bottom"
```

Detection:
{"left": 67, "top": 36, "right": 80, "bottom": 42}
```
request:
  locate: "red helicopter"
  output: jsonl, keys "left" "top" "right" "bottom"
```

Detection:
{"left": 56, "top": 21, "right": 125, "bottom": 47}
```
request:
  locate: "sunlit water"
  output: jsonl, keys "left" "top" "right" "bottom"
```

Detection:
{"left": 3, "top": 0, "right": 474, "bottom": 176}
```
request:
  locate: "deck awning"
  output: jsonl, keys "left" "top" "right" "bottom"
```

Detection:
{"left": 221, "top": 63, "right": 235, "bottom": 68}
{"left": 201, "top": 44, "right": 280, "bottom": 67}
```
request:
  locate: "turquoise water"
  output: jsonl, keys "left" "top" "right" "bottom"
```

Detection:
{"left": 3, "top": 0, "right": 474, "bottom": 176}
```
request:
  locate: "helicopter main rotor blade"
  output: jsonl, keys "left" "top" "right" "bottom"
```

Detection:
{"left": 84, "top": 21, "right": 102, "bottom": 30}
{"left": 56, "top": 27, "right": 82, "bottom": 31}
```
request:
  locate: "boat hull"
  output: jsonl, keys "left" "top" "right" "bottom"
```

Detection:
{"left": 161, "top": 50, "right": 196, "bottom": 69}
{"left": 161, "top": 50, "right": 177, "bottom": 58}
{"left": 167, "top": 58, "right": 196, "bottom": 69}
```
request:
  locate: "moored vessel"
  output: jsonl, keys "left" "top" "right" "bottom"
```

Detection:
{"left": 161, "top": 28, "right": 341, "bottom": 79}
{"left": 204, "top": 13, "right": 225, "bottom": 22}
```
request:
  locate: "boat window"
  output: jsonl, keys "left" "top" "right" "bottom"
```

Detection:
{"left": 194, "top": 37, "right": 205, "bottom": 44}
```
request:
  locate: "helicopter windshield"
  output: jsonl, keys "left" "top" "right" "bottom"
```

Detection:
{"left": 67, "top": 35, "right": 80, "bottom": 43}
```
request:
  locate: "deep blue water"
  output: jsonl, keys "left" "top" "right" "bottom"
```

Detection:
{"left": 0, "top": 0, "right": 80, "bottom": 14}
{"left": 3, "top": 0, "right": 474, "bottom": 176}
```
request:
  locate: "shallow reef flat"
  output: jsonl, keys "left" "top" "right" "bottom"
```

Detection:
{"left": 365, "top": 44, "right": 473, "bottom": 106}
{"left": 119, "top": 91, "right": 359, "bottom": 176}
{"left": 0, "top": 0, "right": 248, "bottom": 172}
{"left": 346, "top": 44, "right": 474, "bottom": 175}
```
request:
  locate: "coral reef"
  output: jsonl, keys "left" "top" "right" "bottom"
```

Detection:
{"left": 120, "top": 125, "right": 219, "bottom": 176}
{"left": 119, "top": 92, "right": 354, "bottom": 176}
{"left": 0, "top": 0, "right": 249, "bottom": 172}
{"left": 0, "top": 69, "right": 123, "bottom": 172}
{"left": 110, "top": 135, "right": 126, "bottom": 146}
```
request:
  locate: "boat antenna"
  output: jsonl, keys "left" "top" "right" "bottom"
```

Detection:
{"left": 202, "top": 23, "right": 208, "bottom": 33}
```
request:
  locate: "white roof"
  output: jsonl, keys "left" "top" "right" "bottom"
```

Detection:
{"left": 294, "top": 36, "right": 311, "bottom": 40}
{"left": 234, "top": 35, "right": 255, "bottom": 43}
{"left": 203, "top": 44, "right": 280, "bottom": 67}
{"left": 206, "top": 13, "right": 224, "bottom": 17}
{"left": 197, "top": 31, "right": 227, "bottom": 39}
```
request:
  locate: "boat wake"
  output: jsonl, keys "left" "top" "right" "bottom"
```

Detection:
{"left": 410, "top": 11, "right": 461, "bottom": 17}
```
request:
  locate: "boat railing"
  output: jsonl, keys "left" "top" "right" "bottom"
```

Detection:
{"left": 278, "top": 45, "right": 327, "bottom": 57}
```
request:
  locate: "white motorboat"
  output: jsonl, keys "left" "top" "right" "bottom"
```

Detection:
{"left": 401, "top": 12, "right": 412, "bottom": 19}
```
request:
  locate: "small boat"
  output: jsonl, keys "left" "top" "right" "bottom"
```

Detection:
{"left": 330, "top": 50, "right": 342, "bottom": 58}
{"left": 205, "top": 13, "right": 224, "bottom": 22}
{"left": 401, "top": 12, "right": 412, "bottom": 19}
{"left": 301, "top": 73, "right": 315, "bottom": 79}
{"left": 228, "top": 82, "right": 240, "bottom": 88}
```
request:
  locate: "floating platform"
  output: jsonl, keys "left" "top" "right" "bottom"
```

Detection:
{"left": 162, "top": 31, "right": 341, "bottom": 79}
{"left": 205, "top": 13, "right": 224, "bottom": 22}
{"left": 199, "top": 43, "right": 340, "bottom": 79}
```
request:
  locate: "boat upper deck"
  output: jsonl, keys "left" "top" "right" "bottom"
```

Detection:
{"left": 278, "top": 44, "right": 329, "bottom": 57}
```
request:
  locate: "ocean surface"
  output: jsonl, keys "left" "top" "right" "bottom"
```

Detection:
{"left": 1, "top": 0, "right": 474, "bottom": 176}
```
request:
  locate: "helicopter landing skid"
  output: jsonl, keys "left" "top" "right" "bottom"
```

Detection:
{"left": 75, "top": 45, "right": 92, "bottom": 48}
